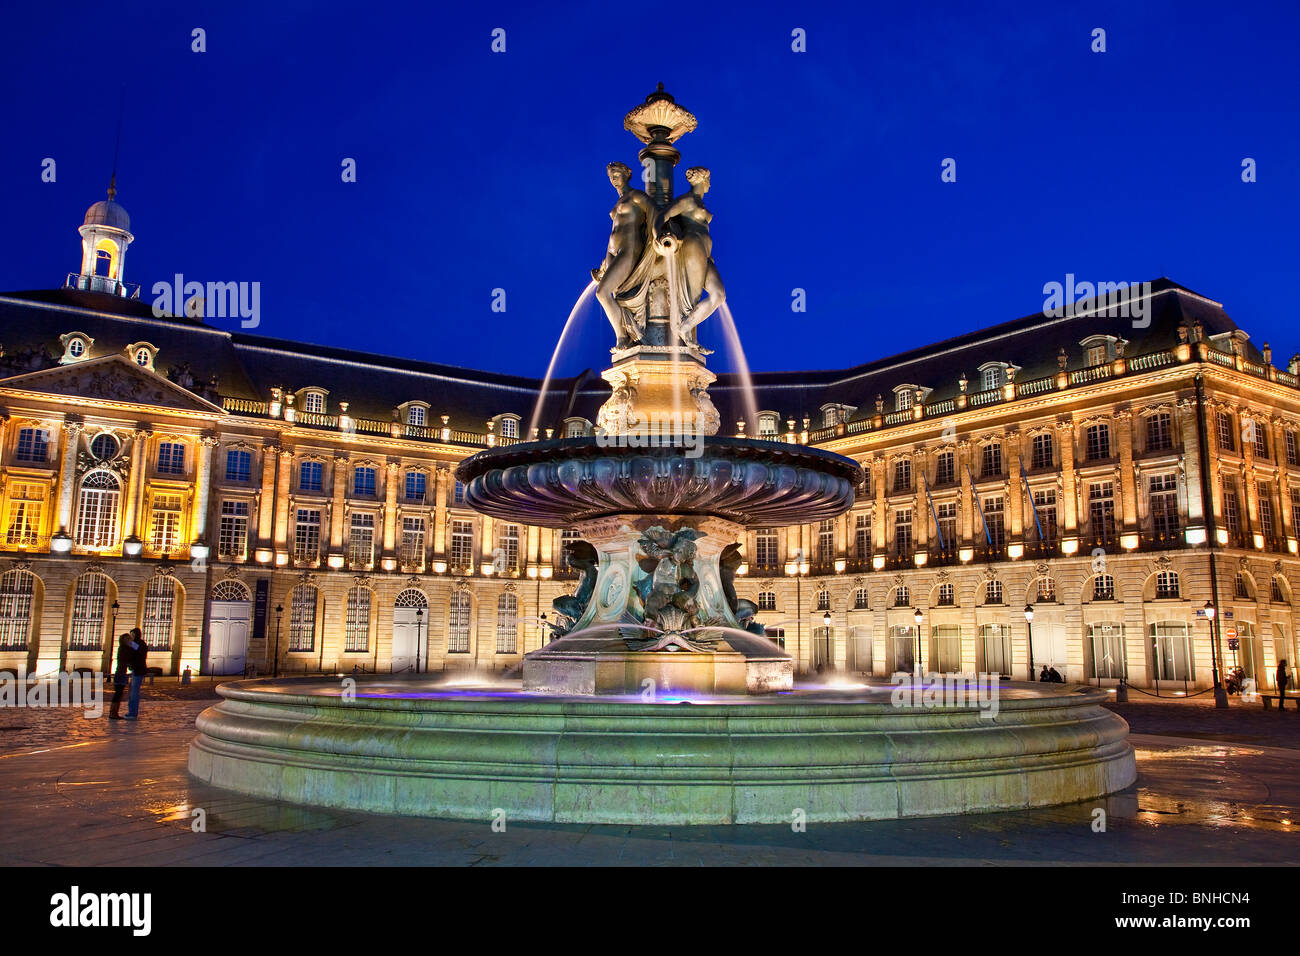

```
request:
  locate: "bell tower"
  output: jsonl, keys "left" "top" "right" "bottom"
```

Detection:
{"left": 70, "top": 176, "right": 134, "bottom": 296}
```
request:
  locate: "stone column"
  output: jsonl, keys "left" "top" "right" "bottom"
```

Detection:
{"left": 481, "top": 515, "right": 495, "bottom": 573}
{"left": 257, "top": 441, "right": 279, "bottom": 546}
{"left": 433, "top": 465, "right": 449, "bottom": 558}
{"left": 958, "top": 440, "right": 973, "bottom": 545}
{"left": 192, "top": 432, "right": 218, "bottom": 544}
{"left": 329, "top": 456, "right": 348, "bottom": 554}
{"left": 1057, "top": 420, "right": 1078, "bottom": 533}
{"left": 1274, "top": 417, "right": 1293, "bottom": 537}
{"left": 912, "top": 449, "right": 928, "bottom": 553}
{"left": 1242, "top": 409, "right": 1260, "bottom": 528}
{"left": 1116, "top": 410, "right": 1137, "bottom": 530}
{"left": 383, "top": 460, "right": 400, "bottom": 555}
{"left": 273, "top": 448, "right": 293, "bottom": 552}
{"left": 1177, "top": 400, "right": 1204, "bottom": 527}
{"left": 873, "top": 456, "right": 887, "bottom": 552}
{"left": 55, "top": 417, "right": 84, "bottom": 535}
{"left": 1006, "top": 428, "right": 1024, "bottom": 538}
{"left": 121, "top": 425, "right": 149, "bottom": 538}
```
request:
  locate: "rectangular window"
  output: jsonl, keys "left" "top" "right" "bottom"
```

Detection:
{"left": 1288, "top": 431, "right": 1298, "bottom": 466}
{"left": 299, "top": 461, "right": 323, "bottom": 492}
{"left": 288, "top": 586, "right": 316, "bottom": 652}
{"left": 1085, "top": 423, "right": 1111, "bottom": 461}
{"left": 936, "top": 501, "right": 957, "bottom": 551}
{"left": 935, "top": 451, "right": 955, "bottom": 485}
{"left": 817, "top": 518, "right": 834, "bottom": 566}
{"left": 983, "top": 496, "right": 1005, "bottom": 549}
{"left": 497, "top": 523, "right": 520, "bottom": 573}
{"left": 404, "top": 471, "right": 426, "bottom": 502}
{"left": 453, "top": 480, "right": 466, "bottom": 505}
{"left": 225, "top": 449, "right": 252, "bottom": 482}
{"left": 400, "top": 516, "right": 426, "bottom": 567}
{"left": 450, "top": 520, "right": 474, "bottom": 571}
{"left": 1149, "top": 474, "right": 1179, "bottom": 537}
{"left": 217, "top": 500, "right": 249, "bottom": 558}
{"left": 981, "top": 443, "right": 1002, "bottom": 478}
{"left": 1253, "top": 421, "right": 1269, "bottom": 459}
{"left": 896, "top": 390, "right": 913, "bottom": 412}
{"left": 1146, "top": 413, "right": 1172, "bottom": 452}
{"left": 141, "top": 576, "right": 176, "bottom": 650}
{"left": 1223, "top": 478, "right": 1240, "bottom": 536}
{"left": 560, "top": 529, "right": 581, "bottom": 569}
{"left": 894, "top": 509, "right": 913, "bottom": 556}
{"left": 754, "top": 528, "right": 778, "bottom": 569}
{"left": 345, "top": 588, "right": 371, "bottom": 652}
{"left": 893, "top": 458, "right": 911, "bottom": 492}
{"left": 69, "top": 574, "right": 107, "bottom": 651}
{"left": 448, "top": 595, "right": 471, "bottom": 653}
{"left": 157, "top": 442, "right": 185, "bottom": 475}
{"left": 5, "top": 483, "right": 44, "bottom": 546}
{"left": 854, "top": 514, "right": 872, "bottom": 558}
{"left": 1089, "top": 482, "right": 1116, "bottom": 540}
{"left": 353, "top": 466, "right": 376, "bottom": 497}
{"left": 293, "top": 509, "right": 321, "bottom": 563}
{"left": 981, "top": 367, "right": 1002, "bottom": 391}
{"left": 149, "top": 494, "right": 183, "bottom": 553}
{"left": 1217, "top": 411, "right": 1235, "bottom": 452}
{"left": 1031, "top": 433, "right": 1053, "bottom": 470}
{"left": 1292, "top": 489, "right": 1300, "bottom": 537}
{"left": 1085, "top": 344, "right": 1107, "bottom": 367}
{"left": 1259, "top": 483, "right": 1276, "bottom": 538}
{"left": 348, "top": 513, "right": 376, "bottom": 567}
{"left": 758, "top": 415, "right": 778, "bottom": 438}
{"left": 1032, "top": 489, "right": 1058, "bottom": 544}
{"left": 0, "top": 570, "right": 35, "bottom": 650}
{"left": 14, "top": 428, "right": 48, "bottom": 464}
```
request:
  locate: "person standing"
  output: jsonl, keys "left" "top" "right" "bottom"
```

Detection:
{"left": 108, "top": 633, "right": 132, "bottom": 720}
{"left": 125, "top": 627, "right": 148, "bottom": 720}
{"left": 1278, "top": 659, "right": 1290, "bottom": 710}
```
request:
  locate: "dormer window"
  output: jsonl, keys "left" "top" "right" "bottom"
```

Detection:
{"left": 758, "top": 412, "right": 779, "bottom": 437}
{"left": 563, "top": 418, "right": 589, "bottom": 438}
{"left": 893, "top": 385, "right": 923, "bottom": 412}
{"left": 408, "top": 406, "right": 426, "bottom": 427}
{"left": 125, "top": 342, "right": 157, "bottom": 371}
{"left": 59, "top": 332, "right": 93, "bottom": 364}
{"left": 981, "top": 366, "right": 1002, "bottom": 391}
{"left": 820, "top": 403, "right": 857, "bottom": 428}
{"left": 300, "top": 389, "right": 327, "bottom": 415}
{"left": 498, "top": 415, "right": 520, "bottom": 440}
{"left": 1080, "top": 335, "right": 1121, "bottom": 368}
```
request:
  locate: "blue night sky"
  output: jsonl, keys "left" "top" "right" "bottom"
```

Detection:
{"left": 2, "top": 0, "right": 1296, "bottom": 378}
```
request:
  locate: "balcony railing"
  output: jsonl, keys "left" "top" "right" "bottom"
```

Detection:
{"left": 65, "top": 273, "right": 140, "bottom": 298}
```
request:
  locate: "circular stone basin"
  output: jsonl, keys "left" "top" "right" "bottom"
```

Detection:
{"left": 188, "top": 678, "right": 1136, "bottom": 825}
{"left": 455, "top": 436, "right": 864, "bottom": 527}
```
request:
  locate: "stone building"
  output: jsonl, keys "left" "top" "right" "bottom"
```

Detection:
{"left": 1, "top": 189, "right": 1296, "bottom": 690}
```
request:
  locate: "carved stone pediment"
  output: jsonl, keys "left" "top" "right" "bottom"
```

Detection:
{"left": 0, "top": 354, "right": 223, "bottom": 414}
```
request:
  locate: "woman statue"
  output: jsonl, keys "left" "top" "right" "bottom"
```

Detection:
{"left": 656, "top": 166, "right": 726, "bottom": 344}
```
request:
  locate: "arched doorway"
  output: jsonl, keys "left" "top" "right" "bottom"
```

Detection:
{"left": 392, "top": 588, "right": 427, "bottom": 673}
{"left": 207, "top": 579, "right": 251, "bottom": 675}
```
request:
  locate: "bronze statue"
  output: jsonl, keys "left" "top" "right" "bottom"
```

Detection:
{"left": 592, "top": 162, "right": 655, "bottom": 349}
{"left": 656, "top": 166, "right": 726, "bottom": 343}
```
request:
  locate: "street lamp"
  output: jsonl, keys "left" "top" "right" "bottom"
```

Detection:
{"left": 108, "top": 600, "right": 120, "bottom": 670}
{"left": 273, "top": 603, "right": 284, "bottom": 679}
{"left": 822, "top": 609, "right": 832, "bottom": 671}
{"left": 540, "top": 612, "right": 548, "bottom": 650}
{"left": 415, "top": 607, "right": 424, "bottom": 674}
{"left": 913, "top": 606, "right": 923, "bottom": 680}
{"left": 1205, "top": 601, "right": 1228, "bottom": 708}
{"left": 786, "top": 559, "right": 810, "bottom": 673}
{"left": 1024, "top": 605, "right": 1035, "bottom": 681}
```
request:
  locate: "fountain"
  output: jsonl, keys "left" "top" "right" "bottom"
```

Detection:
{"left": 188, "top": 87, "right": 1136, "bottom": 824}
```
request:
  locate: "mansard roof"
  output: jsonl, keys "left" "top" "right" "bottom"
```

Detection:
{"left": 0, "top": 278, "right": 1260, "bottom": 434}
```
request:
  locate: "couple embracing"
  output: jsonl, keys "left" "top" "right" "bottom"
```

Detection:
{"left": 109, "top": 628, "right": 148, "bottom": 720}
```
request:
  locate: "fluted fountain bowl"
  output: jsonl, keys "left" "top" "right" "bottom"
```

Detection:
{"left": 456, "top": 436, "right": 863, "bottom": 528}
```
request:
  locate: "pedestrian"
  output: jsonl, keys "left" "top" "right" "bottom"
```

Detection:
{"left": 125, "top": 627, "right": 148, "bottom": 720}
{"left": 1278, "top": 659, "right": 1290, "bottom": 708}
{"left": 1039, "top": 665, "right": 1050, "bottom": 682}
{"left": 108, "top": 633, "right": 132, "bottom": 720}
{"left": 1049, "top": 666, "right": 1064, "bottom": 683}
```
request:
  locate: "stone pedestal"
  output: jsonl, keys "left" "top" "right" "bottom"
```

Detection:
{"left": 597, "top": 339, "right": 719, "bottom": 438}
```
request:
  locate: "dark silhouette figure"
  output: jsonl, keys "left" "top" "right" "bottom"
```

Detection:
{"left": 125, "top": 627, "right": 148, "bottom": 720}
{"left": 1039, "top": 665, "right": 1050, "bottom": 682}
{"left": 1048, "top": 666, "right": 1064, "bottom": 683}
{"left": 108, "top": 633, "right": 132, "bottom": 719}
{"left": 1278, "top": 659, "right": 1290, "bottom": 709}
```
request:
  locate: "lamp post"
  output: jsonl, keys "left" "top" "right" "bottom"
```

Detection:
{"left": 822, "top": 609, "right": 832, "bottom": 671}
{"left": 1024, "top": 604, "right": 1035, "bottom": 681}
{"left": 108, "top": 600, "right": 120, "bottom": 672}
{"left": 786, "top": 559, "right": 810, "bottom": 674}
{"left": 540, "top": 612, "right": 548, "bottom": 650}
{"left": 1206, "top": 601, "right": 1228, "bottom": 708}
{"left": 273, "top": 603, "right": 284, "bottom": 679}
{"left": 913, "top": 606, "right": 923, "bottom": 681}
{"left": 415, "top": 607, "right": 424, "bottom": 674}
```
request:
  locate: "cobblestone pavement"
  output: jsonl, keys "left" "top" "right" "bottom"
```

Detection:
{"left": 0, "top": 694, "right": 1297, "bottom": 866}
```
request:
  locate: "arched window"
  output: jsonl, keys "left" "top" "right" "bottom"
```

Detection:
{"left": 1092, "top": 574, "right": 1116, "bottom": 601}
{"left": 499, "top": 417, "right": 519, "bottom": 440}
{"left": 408, "top": 405, "right": 426, "bottom": 427}
{"left": 1036, "top": 577, "right": 1057, "bottom": 602}
{"left": 892, "top": 585, "right": 910, "bottom": 607}
{"left": 90, "top": 433, "right": 119, "bottom": 460}
{"left": 496, "top": 592, "right": 518, "bottom": 653}
{"left": 395, "top": 588, "right": 428, "bottom": 609}
{"left": 1155, "top": 571, "right": 1180, "bottom": 600}
{"left": 345, "top": 586, "right": 371, "bottom": 652}
{"left": 0, "top": 569, "right": 36, "bottom": 650}
{"left": 853, "top": 587, "right": 869, "bottom": 609}
{"left": 75, "top": 471, "right": 121, "bottom": 548}
{"left": 448, "top": 592, "right": 470, "bottom": 653}
{"left": 985, "top": 580, "right": 1004, "bottom": 604}
{"left": 69, "top": 573, "right": 108, "bottom": 650}
{"left": 288, "top": 584, "right": 317, "bottom": 651}
{"left": 211, "top": 579, "right": 250, "bottom": 602}
{"left": 815, "top": 589, "right": 830, "bottom": 611}
{"left": 936, "top": 582, "right": 955, "bottom": 606}
{"left": 757, "top": 591, "right": 776, "bottom": 611}
{"left": 141, "top": 575, "right": 178, "bottom": 650}
{"left": 94, "top": 248, "right": 114, "bottom": 277}
{"left": 1273, "top": 576, "right": 1290, "bottom": 604}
